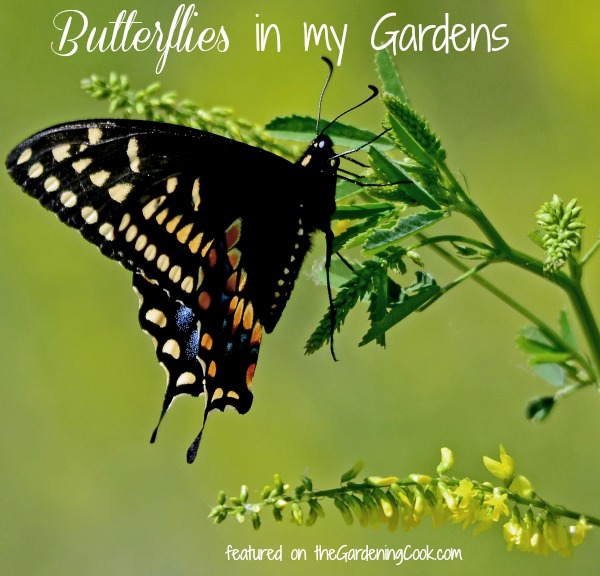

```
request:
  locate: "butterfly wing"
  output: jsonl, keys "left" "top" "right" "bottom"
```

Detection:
{"left": 6, "top": 120, "right": 320, "bottom": 453}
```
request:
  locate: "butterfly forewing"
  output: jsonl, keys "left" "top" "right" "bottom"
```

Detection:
{"left": 6, "top": 119, "right": 338, "bottom": 456}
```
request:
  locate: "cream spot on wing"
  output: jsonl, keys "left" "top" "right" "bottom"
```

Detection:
{"left": 211, "top": 388, "right": 224, "bottom": 401}
{"left": 44, "top": 176, "right": 60, "bottom": 192}
{"left": 162, "top": 339, "right": 180, "bottom": 359}
{"left": 176, "top": 372, "right": 196, "bottom": 386}
{"left": 99, "top": 222, "right": 114, "bottom": 241}
{"left": 165, "top": 214, "right": 182, "bottom": 233}
{"left": 52, "top": 144, "right": 71, "bottom": 162}
{"left": 134, "top": 234, "right": 147, "bottom": 251}
{"left": 155, "top": 208, "right": 169, "bottom": 225}
{"left": 60, "top": 191, "right": 77, "bottom": 207}
{"left": 72, "top": 158, "right": 92, "bottom": 173}
{"left": 176, "top": 223, "right": 193, "bottom": 243}
{"left": 88, "top": 127, "right": 102, "bottom": 145}
{"left": 81, "top": 206, "right": 99, "bottom": 224}
{"left": 17, "top": 148, "right": 32, "bottom": 165}
{"left": 144, "top": 244, "right": 157, "bottom": 261}
{"left": 166, "top": 177, "right": 178, "bottom": 193}
{"left": 90, "top": 170, "right": 110, "bottom": 187}
{"left": 142, "top": 196, "right": 166, "bottom": 219}
{"left": 191, "top": 178, "right": 200, "bottom": 211}
{"left": 197, "top": 267, "right": 204, "bottom": 288}
{"left": 157, "top": 254, "right": 170, "bottom": 272}
{"left": 181, "top": 276, "right": 194, "bottom": 293}
{"left": 125, "top": 225, "right": 138, "bottom": 242}
{"left": 188, "top": 232, "right": 203, "bottom": 254}
{"left": 127, "top": 138, "right": 140, "bottom": 173}
{"left": 168, "top": 265, "right": 182, "bottom": 283}
{"left": 145, "top": 308, "right": 167, "bottom": 327}
{"left": 28, "top": 162, "right": 43, "bottom": 178}
{"left": 108, "top": 182, "right": 132, "bottom": 203}
{"left": 119, "top": 213, "right": 131, "bottom": 232}
{"left": 227, "top": 391, "right": 240, "bottom": 400}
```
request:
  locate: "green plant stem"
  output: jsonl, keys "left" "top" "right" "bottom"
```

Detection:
{"left": 233, "top": 479, "right": 600, "bottom": 528}
{"left": 419, "top": 235, "right": 595, "bottom": 378}
{"left": 581, "top": 238, "right": 600, "bottom": 265}
{"left": 451, "top": 194, "right": 600, "bottom": 382}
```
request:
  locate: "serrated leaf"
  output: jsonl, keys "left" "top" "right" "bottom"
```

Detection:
{"left": 266, "top": 115, "right": 394, "bottom": 149}
{"left": 332, "top": 215, "right": 381, "bottom": 252}
{"left": 360, "top": 283, "right": 440, "bottom": 346}
{"left": 525, "top": 396, "right": 556, "bottom": 422}
{"left": 364, "top": 210, "right": 445, "bottom": 253}
{"left": 375, "top": 50, "right": 409, "bottom": 103}
{"left": 368, "top": 147, "right": 441, "bottom": 210}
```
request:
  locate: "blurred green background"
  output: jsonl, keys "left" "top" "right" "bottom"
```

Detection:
{"left": 1, "top": 0, "right": 599, "bottom": 574}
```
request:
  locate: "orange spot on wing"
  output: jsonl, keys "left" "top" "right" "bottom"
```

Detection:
{"left": 209, "top": 248, "right": 217, "bottom": 268}
{"left": 250, "top": 322, "right": 263, "bottom": 346}
{"left": 208, "top": 360, "right": 217, "bottom": 377}
{"left": 229, "top": 295, "right": 239, "bottom": 314}
{"left": 242, "top": 302, "right": 254, "bottom": 330}
{"left": 246, "top": 363, "right": 256, "bottom": 389}
{"left": 201, "top": 333, "right": 213, "bottom": 350}
{"left": 225, "top": 219, "right": 241, "bottom": 249}
{"left": 227, "top": 248, "right": 241, "bottom": 270}
{"left": 232, "top": 298, "right": 244, "bottom": 333}
{"left": 226, "top": 271, "right": 238, "bottom": 293}
{"left": 198, "top": 291, "right": 211, "bottom": 310}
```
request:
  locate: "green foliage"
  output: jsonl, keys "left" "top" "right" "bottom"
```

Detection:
{"left": 209, "top": 447, "right": 596, "bottom": 556}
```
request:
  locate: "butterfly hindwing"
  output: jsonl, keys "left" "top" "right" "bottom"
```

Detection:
{"left": 6, "top": 119, "right": 338, "bottom": 458}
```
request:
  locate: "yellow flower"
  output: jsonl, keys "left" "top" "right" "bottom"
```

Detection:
{"left": 483, "top": 488, "right": 510, "bottom": 521}
{"left": 570, "top": 517, "right": 592, "bottom": 547}
{"left": 503, "top": 516, "right": 523, "bottom": 550}
{"left": 452, "top": 479, "right": 475, "bottom": 508}
{"left": 543, "top": 518, "right": 573, "bottom": 557}
{"left": 508, "top": 474, "right": 535, "bottom": 498}
{"left": 483, "top": 445, "right": 515, "bottom": 480}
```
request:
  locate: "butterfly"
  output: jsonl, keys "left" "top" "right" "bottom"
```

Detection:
{"left": 5, "top": 62, "right": 376, "bottom": 462}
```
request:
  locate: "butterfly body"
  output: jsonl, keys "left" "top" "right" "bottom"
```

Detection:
{"left": 6, "top": 119, "right": 338, "bottom": 460}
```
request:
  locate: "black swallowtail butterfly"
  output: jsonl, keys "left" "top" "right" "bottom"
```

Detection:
{"left": 5, "top": 63, "right": 376, "bottom": 462}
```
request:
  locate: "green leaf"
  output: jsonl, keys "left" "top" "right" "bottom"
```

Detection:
{"left": 531, "top": 364, "right": 566, "bottom": 387}
{"left": 364, "top": 210, "right": 446, "bottom": 253}
{"left": 368, "top": 147, "right": 442, "bottom": 210}
{"left": 341, "top": 460, "right": 364, "bottom": 483}
{"left": 375, "top": 49, "right": 409, "bottom": 103}
{"left": 558, "top": 310, "right": 577, "bottom": 350}
{"left": 335, "top": 179, "right": 364, "bottom": 201}
{"left": 266, "top": 115, "right": 394, "bottom": 149}
{"left": 332, "top": 216, "right": 381, "bottom": 252}
{"left": 382, "top": 93, "right": 446, "bottom": 163}
{"left": 334, "top": 202, "right": 395, "bottom": 220}
{"left": 525, "top": 396, "right": 556, "bottom": 423}
{"left": 360, "top": 282, "right": 440, "bottom": 346}
{"left": 528, "top": 352, "right": 572, "bottom": 365}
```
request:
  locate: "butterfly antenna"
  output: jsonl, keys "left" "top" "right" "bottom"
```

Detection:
{"left": 331, "top": 128, "right": 391, "bottom": 161}
{"left": 316, "top": 57, "right": 335, "bottom": 133}
{"left": 319, "top": 85, "right": 379, "bottom": 136}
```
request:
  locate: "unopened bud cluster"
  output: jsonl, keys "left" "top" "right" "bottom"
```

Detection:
{"left": 536, "top": 195, "right": 584, "bottom": 272}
